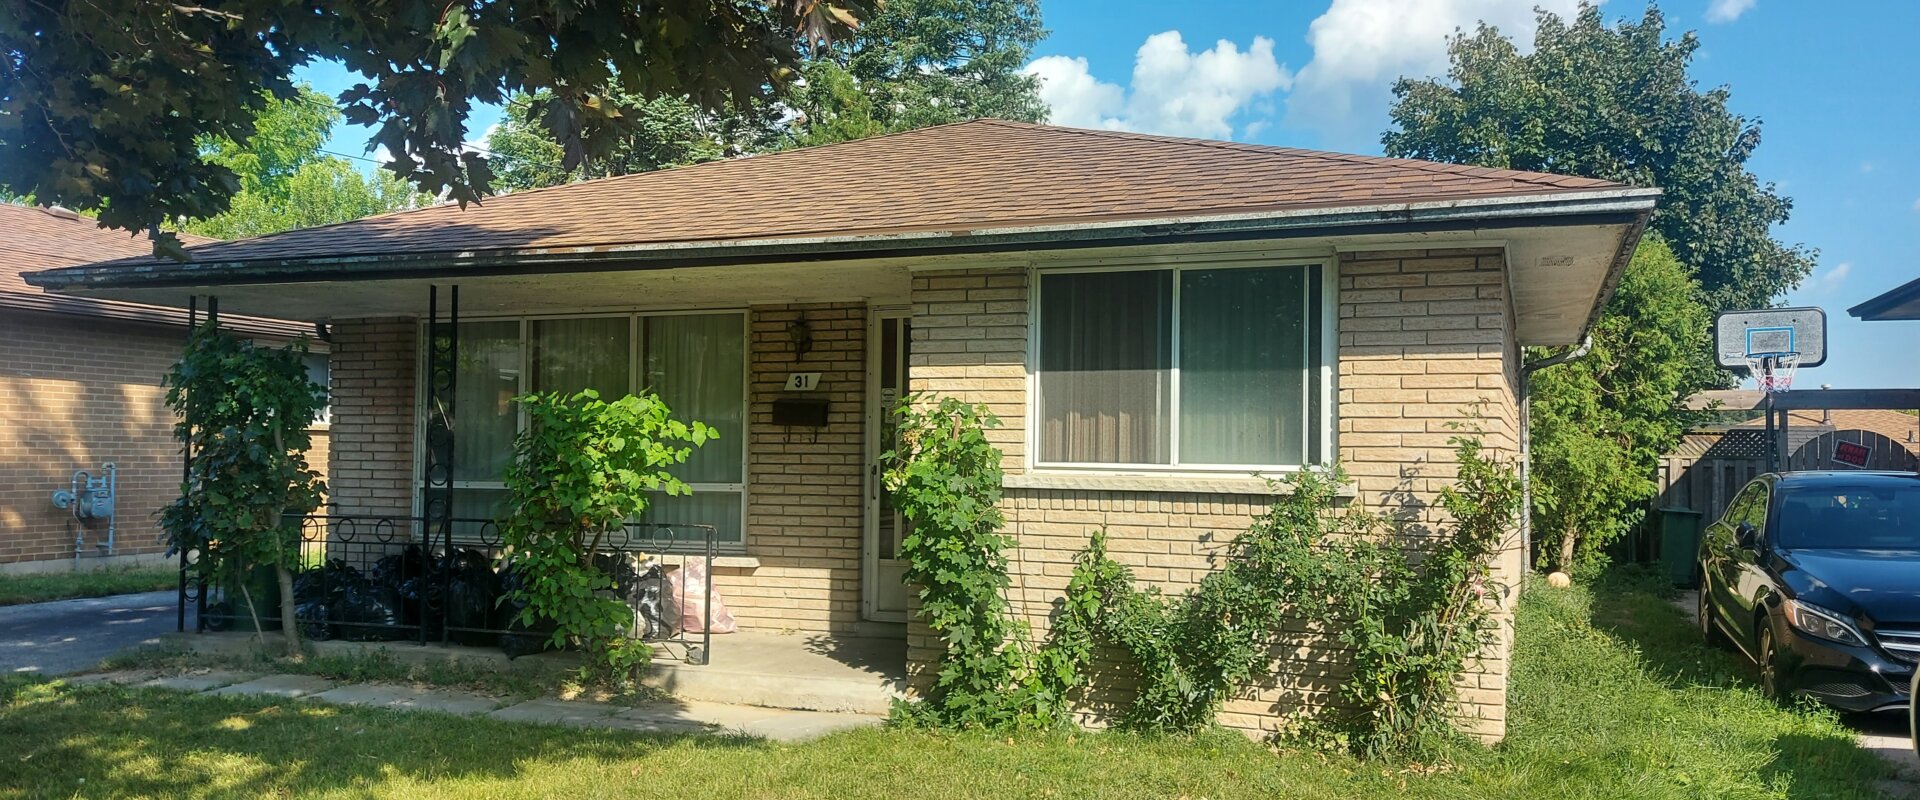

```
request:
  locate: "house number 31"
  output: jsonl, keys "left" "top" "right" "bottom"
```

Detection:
{"left": 784, "top": 372, "right": 822, "bottom": 391}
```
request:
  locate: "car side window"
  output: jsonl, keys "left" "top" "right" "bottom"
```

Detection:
{"left": 1742, "top": 485, "right": 1772, "bottom": 538}
{"left": 1721, "top": 484, "right": 1759, "bottom": 527}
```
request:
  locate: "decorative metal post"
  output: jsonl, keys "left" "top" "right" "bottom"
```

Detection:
{"left": 422, "top": 286, "right": 459, "bottom": 644}
{"left": 194, "top": 297, "right": 219, "bottom": 630}
{"left": 177, "top": 296, "right": 198, "bottom": 633}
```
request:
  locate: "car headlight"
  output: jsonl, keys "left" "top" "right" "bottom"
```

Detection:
{"left": 1783, "top": 598, "right": 1869, "bottom": 647}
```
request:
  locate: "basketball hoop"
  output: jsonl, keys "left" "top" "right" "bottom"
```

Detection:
{"left": 1745, "top": 351, "right": 1802, "bottom": 394}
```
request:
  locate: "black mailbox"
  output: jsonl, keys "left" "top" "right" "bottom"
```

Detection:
{"left": 771, "top": 397, "right": 830, "bottom": 427}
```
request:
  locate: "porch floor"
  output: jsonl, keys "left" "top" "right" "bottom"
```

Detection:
{"left": 168, "top": 628, "right": 907, "bottom": 716}
{"left": 648, "top": 631, "right": 907, "bottom": 715}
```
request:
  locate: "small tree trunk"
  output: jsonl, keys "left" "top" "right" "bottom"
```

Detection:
{"left": 238, "top": 578, "right": 266, "bottom": 643}
{"left": 1557, "top": 530, "right": 1578, "bottom": 573}
{"left": 276, "top": 564, "right": 300, "bottom": 655}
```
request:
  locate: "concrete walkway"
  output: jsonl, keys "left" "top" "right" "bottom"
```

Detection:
{"left": 68, "top": 668, "right": 883, "bottom": 742}
{"left": 0, "top": 591, "right": 175, "bottom": 675}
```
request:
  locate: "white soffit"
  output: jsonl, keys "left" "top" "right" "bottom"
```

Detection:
{"left": 1505, "top": 223, "right": 1632, "bottom": 347}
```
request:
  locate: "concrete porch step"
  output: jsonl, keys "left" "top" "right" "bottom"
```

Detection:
{"left": 646, "top": 631, "right": 906, "bottom": 716}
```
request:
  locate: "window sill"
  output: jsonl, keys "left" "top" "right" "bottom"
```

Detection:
{"left": 1005, "top": 472, "right": 1357, "bottom": 498}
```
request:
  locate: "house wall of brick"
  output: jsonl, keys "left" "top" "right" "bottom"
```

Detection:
{"left": 0, "top": 310, "right": 331, "bottom": 572}
{"left": 730, "top": 302, "right": 869, "bottom": 634}
{"left": 325, "top": 318, "right": 417, "bottom": 520}
{"left": 320, "top": 308, "right": 877, "bottom": 636}
{"left": 906, "top": 249, "right": 1524, "bottom": 742}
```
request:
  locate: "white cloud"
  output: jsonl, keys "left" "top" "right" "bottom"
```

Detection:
{"left": 1912, "top": 197, "right": 1920, "bottom": 212}
{"left": 1285, "top": 0, "right": 1587, "bottom": 146}
{"left": 1813, "top": 261, "right": 1852, "bottom": 291}
{"left": 1706, "top": 0, "right": 1756, "bottom": 23}
{"left": 458, "top": 123, "right": 502, "bottom": 159}
{"left": 1026, "top": 31, "right": 1292, "bottom": 140}
{"left": 1026, "top": 55, "right": 1128, "bottom": 131}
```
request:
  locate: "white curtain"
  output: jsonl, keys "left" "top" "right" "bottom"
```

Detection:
{"left": 531, "top": 317, "right": 630, "bottom": 399}
{"left": 1037, "top": 270, "right": 1173, "bottom": 464}
{"left": 640, "top": 313, "right": 746, "bottom": 543}
{"left": 452, "top": 321, "right": 522, "bottom": 483}
{"left": 1178, "top": 266, "right": 1308, "bottom": 466}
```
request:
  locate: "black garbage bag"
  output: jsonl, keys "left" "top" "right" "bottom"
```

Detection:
{"left": 291, "top": 560, "right": 367, "bottom": 641}
{"left": 632, "top": 558, "right": 674, "bottom": 640}
{"left": 495, "top": 563, "right": 556, "bottom": 658}
{"left": 330, "top": 581, "right": 407, "bottom": 641}
{"left": 441, "top": 548, "right": 499, "bottom": 646}
{"left": 293, "top": 600, "right": 334, "bottom": 641}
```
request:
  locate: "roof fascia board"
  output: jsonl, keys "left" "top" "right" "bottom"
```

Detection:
{"left": 28, "top": 188, "right": 1660, "bottom": 292}
{"left": 0, "top": 291, "right": 321, "bottom": 341}
{"left": 1848, "top": 276, "right": 1920, "bottom": 320}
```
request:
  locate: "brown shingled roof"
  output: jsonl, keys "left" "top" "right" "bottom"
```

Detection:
{"left": 78, "top": 119, "right": 1634, "bottom": 270}
{"left": 0, "top": 203, "right": 310, "bottom": 337}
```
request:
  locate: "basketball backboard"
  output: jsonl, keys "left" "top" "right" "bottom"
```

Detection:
{"left": 1713, "top": 306, "right": 1827, "bottom": 368}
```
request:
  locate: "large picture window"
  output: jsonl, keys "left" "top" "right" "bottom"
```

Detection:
{"left": 1035, "top": 263, "right": 1327, "bottom": 470}
{"left": 437, "top": 311, "right": 748, "bottom": 545}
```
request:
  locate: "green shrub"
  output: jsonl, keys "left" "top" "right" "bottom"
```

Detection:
{"left": 500, "top": 389, "right": 715, "bottom": 682}
{"left": 160, "top": 322, "right": 328, "bottom": 652}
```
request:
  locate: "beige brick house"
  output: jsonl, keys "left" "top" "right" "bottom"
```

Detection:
{"left": 27, "top": 121, "right": 1655, "bottom": 739}
{"left": 0, "top": 204, "right": 326, "bottom": 574}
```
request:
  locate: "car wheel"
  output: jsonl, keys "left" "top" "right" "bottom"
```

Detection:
{"left": 1697, "top": 583, "right": 1726, "bottom": 648}
{"left": 1757, "top": 626, "right": 1786, "bottom": 702}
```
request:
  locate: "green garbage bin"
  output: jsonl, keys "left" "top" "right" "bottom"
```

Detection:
{"left": 1658, "top": 507, "right": 1704, "bottom": 588}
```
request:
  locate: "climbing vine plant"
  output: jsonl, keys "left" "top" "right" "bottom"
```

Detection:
{"left": 161, "top": 322, "right": 328, "bottom": 653}
{"left": 499, "top": 389, "right": 715, "bottom": 682}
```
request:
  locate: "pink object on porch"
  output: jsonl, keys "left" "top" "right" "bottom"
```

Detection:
{"left": 670, "top": 557, "right": 737, "bottom": 634}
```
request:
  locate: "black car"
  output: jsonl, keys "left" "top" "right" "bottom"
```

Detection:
{"left": 1698, "top": 471, "right": 1919, "bottom": 713}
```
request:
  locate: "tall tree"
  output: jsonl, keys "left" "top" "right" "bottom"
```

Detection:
{"left": 0, "top": 0, "right": 869, "bottom": 255}
{"left": 1384, "top": 4, "right": 1813, "bottom": 311}
{"left": 1381, "top": 4, "right": 1772, "bottom": 570}
{"left": 790, "top": 0, "right": 1048, "bottom": 146}
{"left": 183, "top": 89, "right": 428, "bottom": 240}
{"left": 487, "top": 0, "right": 1047, "bottom": 187}
{"left": 486, "top": 93, "right": 756, "bottom": 192}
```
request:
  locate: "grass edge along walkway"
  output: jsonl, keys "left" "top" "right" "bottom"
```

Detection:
{"left": 0, "top": 565, "right": 176, "bottom": 606}
{"left": 0, "top": 568, "right": 1897, "bottom": 799}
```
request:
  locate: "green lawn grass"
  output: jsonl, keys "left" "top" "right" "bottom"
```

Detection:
{"left": 0, "top": 569, "right": 1895, "bottom": 799}
{"left": 0, "top": 565, "right": 176, "bottom": 606}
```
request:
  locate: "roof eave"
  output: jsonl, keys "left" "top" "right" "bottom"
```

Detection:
{"left": 25, "top": 188, "right": 1661, "bottom": 292}
{"left": 1849, "top": 276, "right": 1920, "bottom": 321}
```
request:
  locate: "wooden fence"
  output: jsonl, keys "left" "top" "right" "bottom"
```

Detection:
{"left": 1654, "top": 428, "right": 1919, "bottom": 525}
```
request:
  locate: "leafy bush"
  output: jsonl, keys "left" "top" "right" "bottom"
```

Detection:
{"left": 1065, "top": 434, "right": 1523, "bottom": 759}
{"left": 161, "top": 323, "right": 328, "bottom": 652}
{"left": 499, "top": 389, "right": 715, "bottom": 681}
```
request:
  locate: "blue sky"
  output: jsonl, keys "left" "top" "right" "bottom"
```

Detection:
{"left": 297, "top": 0, "right": 1919, "bottom": 389}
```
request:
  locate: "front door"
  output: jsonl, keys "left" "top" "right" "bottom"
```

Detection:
{"left": 864, "top": 310, "right": 911, "bottom": 622}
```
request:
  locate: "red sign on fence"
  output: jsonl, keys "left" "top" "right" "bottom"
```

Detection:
{"left": 1832, "top": 441, "right": 1872, "bottom": 468}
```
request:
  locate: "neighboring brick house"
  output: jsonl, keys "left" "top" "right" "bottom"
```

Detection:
{"left": 0, "top": 204, "right": 326, "bottom": 573}
{"left": 28, "top": 121, "right": 1657, "bottom": 739}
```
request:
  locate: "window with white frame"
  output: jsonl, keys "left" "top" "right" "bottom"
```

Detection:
{"left": 439, "top": 311, "right": 748, "bottom": 545}
{"left": 1034, "top": 262, "right": 1329, "bottom": 471}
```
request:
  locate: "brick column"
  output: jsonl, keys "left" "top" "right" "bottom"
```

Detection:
{"left": 325, "top": 318, "right": 417, "bottom": 519}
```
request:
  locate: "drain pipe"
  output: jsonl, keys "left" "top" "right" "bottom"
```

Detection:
{"left": 1518, "top": 335, "right": 1594, "bottom": 573}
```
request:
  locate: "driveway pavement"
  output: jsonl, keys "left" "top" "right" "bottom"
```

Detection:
{"left": 0, "top": 591, "right": 176, "bottom": 675}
